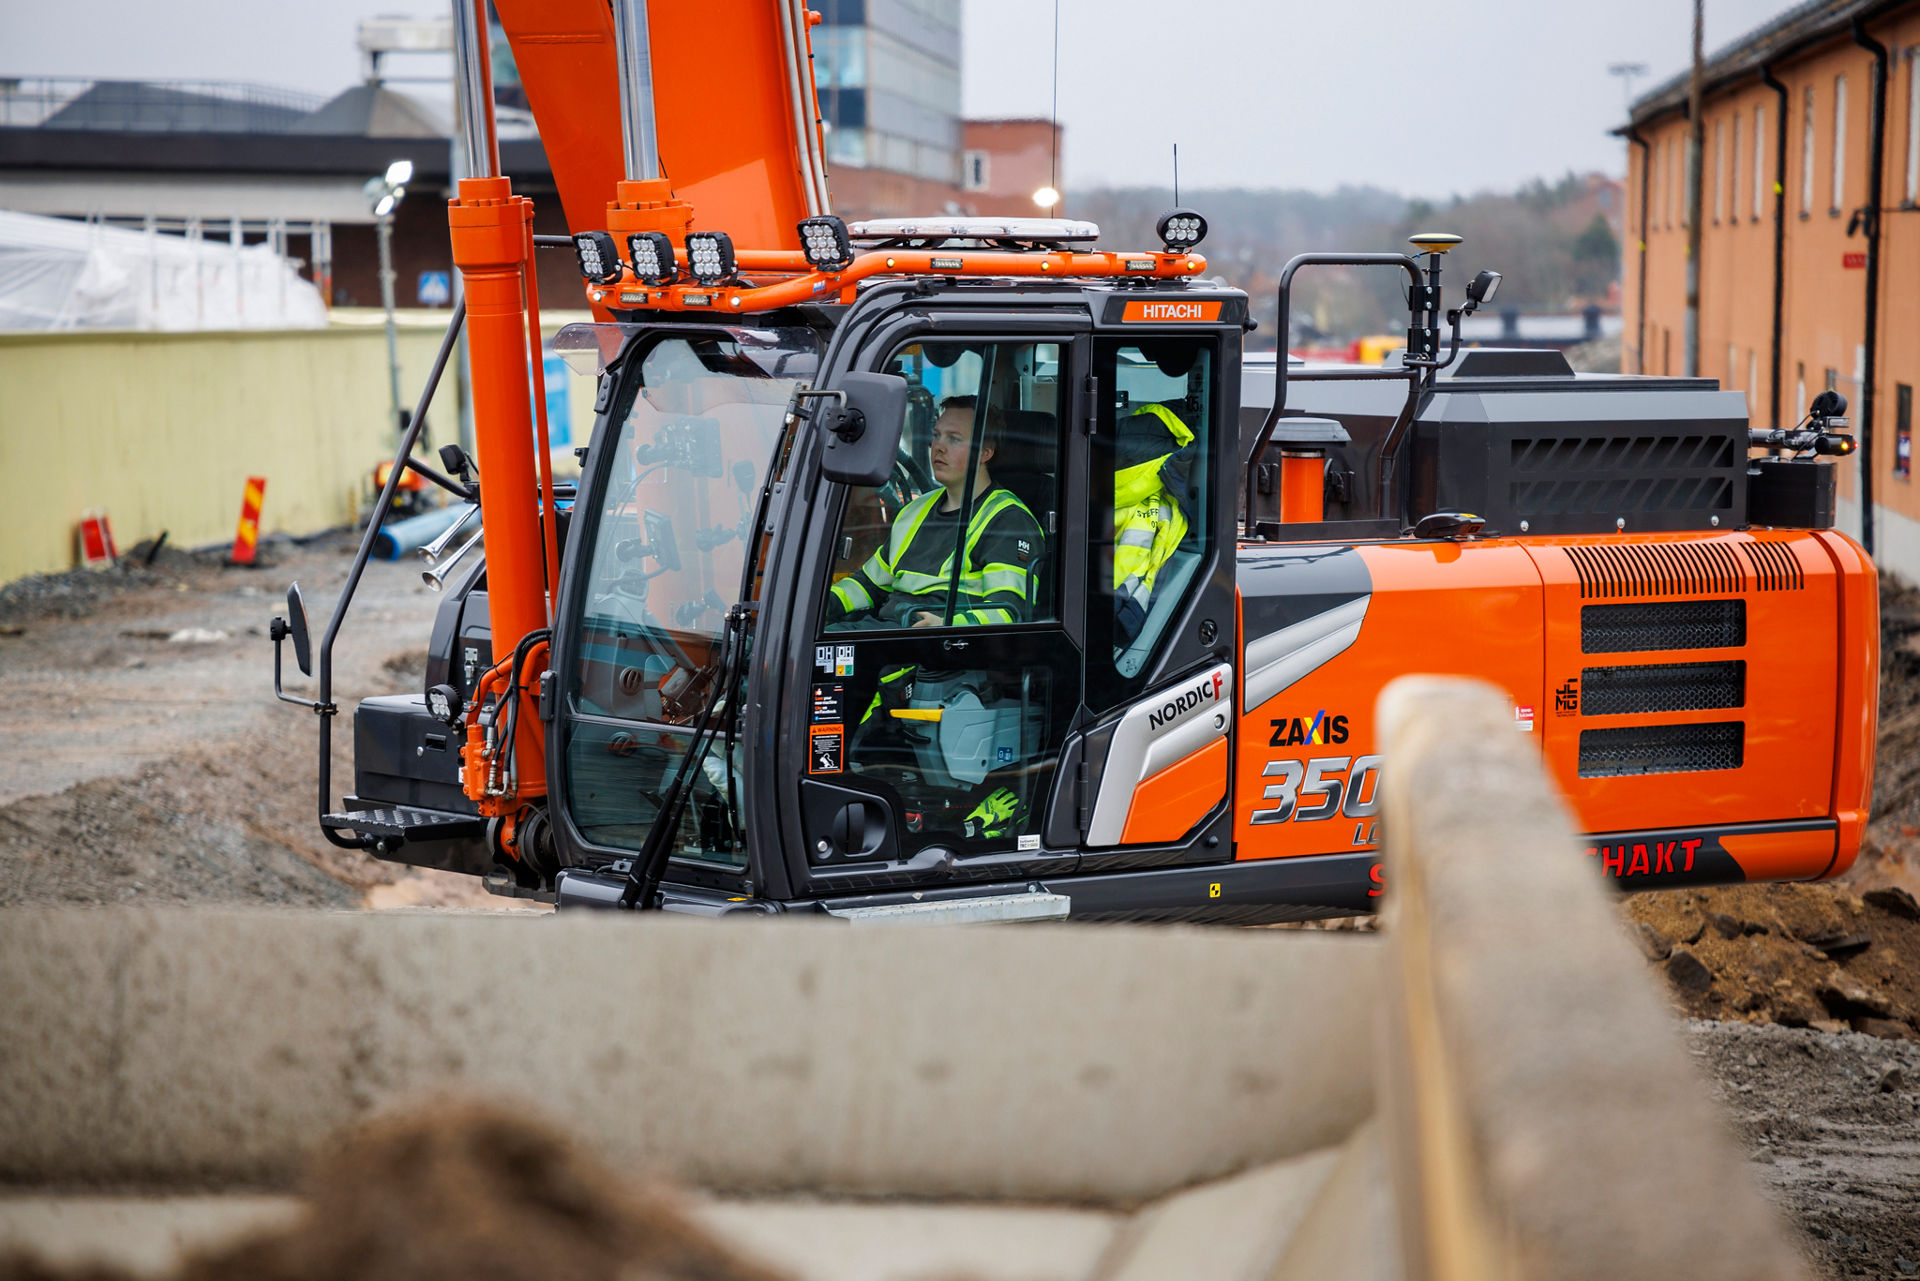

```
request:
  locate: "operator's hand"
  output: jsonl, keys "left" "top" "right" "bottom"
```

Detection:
{"left": 910, "top": 610, "right": 944, "bottom": 629}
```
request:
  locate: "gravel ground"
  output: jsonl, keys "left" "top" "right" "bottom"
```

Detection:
{"left": 1687, "top": 1019, "right": 1920, "bottom": 1278}
{"left": 0, "top": 535, "right": 507, "bottom": 910}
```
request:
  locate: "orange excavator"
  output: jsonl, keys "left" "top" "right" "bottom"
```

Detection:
{"left": 270, "top": 0, "right": 1878, "bottom": 921}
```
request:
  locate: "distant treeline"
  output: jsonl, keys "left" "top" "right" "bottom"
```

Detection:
{"left": 1073, "top": 172, "right": 1621, "bottom": 347}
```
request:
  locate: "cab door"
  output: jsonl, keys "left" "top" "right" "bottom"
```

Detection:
{"left": 783, "top": 329, "right": 1089, "bottom": 893}
{"left": 1068, "top": 330, "right": 1240, "bottom": 869}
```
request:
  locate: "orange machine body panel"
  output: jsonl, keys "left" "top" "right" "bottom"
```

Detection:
{"left": 1230, "top": 530, "right": 1876, "bottom": 889}
{"left": 1233, "top": 540, "right": 1546, "bottom": 862}
{"left": 1121, "top": 736, "right": 1229, "bottom": 845}
{"left": 494, "top": 0, "right": 823, "bottom": 247}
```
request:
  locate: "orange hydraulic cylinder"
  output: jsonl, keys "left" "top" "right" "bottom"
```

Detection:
{"left": 449, "top": 176, "right": 548, "bottom": 803}
{"left": 1278, "top": 451, "right": 1325, "bottom": 523}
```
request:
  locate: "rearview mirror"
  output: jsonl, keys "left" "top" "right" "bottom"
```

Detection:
{"left": 285, "top": 582, "right": 313, "bottom": 677}
{"left": 818, "top": 372, "right": 909, "bottom": 486}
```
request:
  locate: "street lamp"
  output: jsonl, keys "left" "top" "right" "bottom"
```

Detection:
{"left": 364, "top": 158, "right": 413, "bottom": 445}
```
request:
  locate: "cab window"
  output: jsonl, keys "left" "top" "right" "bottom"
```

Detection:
{"left": 821, "top": 341, "right": 1061, "bottom": 631}
{"left": 1088, "top": 338, "right": 1214, "bottom": 708}
{"left": 806, "top": 340, "right": 1071, "bottom": 857}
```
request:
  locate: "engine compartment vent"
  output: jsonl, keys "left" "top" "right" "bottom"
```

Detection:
{"left": 1566, "top": 543, "right": 1746, "bottom": 599}
{"left": 1578, "top": 721, "right": 1745, "bottom": 778}
{"left": 1580, "top": 660, "right": 1746, "bottom": 716}
{"left": 1581, "top": 600, "right": 1747, "bottom": 654}
{"left": 1740, "top": 539, "right": 1806, "bottom": 592}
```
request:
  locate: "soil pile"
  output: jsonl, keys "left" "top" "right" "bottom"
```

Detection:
{"left": 1686, "top": 1020, "right": 1920, "bottom": 1279}
{"left": 1625, "top": 883, "right": 1920, "bottom": 1037}
{"left": 0, "top": 1103, "right": 794, "bottom": 1281}
{"left": 1859, "top": 575, "right": 1920, "bottom": 898}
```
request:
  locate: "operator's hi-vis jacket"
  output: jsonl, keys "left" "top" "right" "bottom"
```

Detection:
{"left": 1113, "top": 402, "right": 1194, "bottom": 641}
{"left": 827, "top": 485, "right": 1043, "bottom": 627}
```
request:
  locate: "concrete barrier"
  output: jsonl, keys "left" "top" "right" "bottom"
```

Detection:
{"left": 1375, "top": 676, "right": 1807, "bottom": 1281}
{"left": 0, "top": 678, "right": 1816, "bottom": 1280}
{"left": 0, "top": 912, "right": 1379, "bottom": 1204}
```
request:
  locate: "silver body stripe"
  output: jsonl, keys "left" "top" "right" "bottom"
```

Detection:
{"left": 1085, "top": 662, "right": 1233, "bottom": 847}
{"left": 1241, "top": 596, "right": 1370, "bottom": 713}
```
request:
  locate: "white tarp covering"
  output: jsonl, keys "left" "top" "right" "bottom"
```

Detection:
{"left": 0, "top": 209, "right": 327, "bottom": 331}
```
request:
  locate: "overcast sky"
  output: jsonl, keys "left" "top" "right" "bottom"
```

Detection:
{"left": 3, "top": 0, "right": 1805, "bottom": 197}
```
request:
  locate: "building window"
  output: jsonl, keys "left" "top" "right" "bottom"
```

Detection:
{"left": 1664, "top": 327, "right": 1673, "bottom": 376}
{"left": 1797, "top": 363, "right": 1807, "bottom": 420}
{"left": 1754, "top": 104, "right": 1767, "bottom": 219}
{"left": 1727, "top": 343, "right": 1739, "bottom": 387}
{"left": 1730, "top": 113, "right": 1741, "bottom": 223}
{"left": 1658, "top": 140, "right": 1674, "bottom": 230}
{"left": 1907, "top": 49, "right": 1919, "bottom": 204}
{"left": 962, "top": 149, "right": 989, "bottom": 192}
{"left": 1720, "top": 117, "right": 1735, "bottom": 222}
{"left": 1802, "top": 85, "right": 1816, "bottom": 215}
{"left": 1832, "top": 75, "right": 1848, "bottom": 212}
{"left": 1749, "top": 350, "right": 1759, "bottom": 416}
{"left": 1897, "top": 383, "right": 1913, "bottom": 479}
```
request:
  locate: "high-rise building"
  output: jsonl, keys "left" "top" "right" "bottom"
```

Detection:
{"left": 811, "top": 0, "right": 966, "bottom": 218}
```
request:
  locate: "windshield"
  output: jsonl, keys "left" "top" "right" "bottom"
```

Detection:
{"left": 566, "top": 325, "right": 819, "bottom": 727}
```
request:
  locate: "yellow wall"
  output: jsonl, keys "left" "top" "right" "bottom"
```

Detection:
{"left": 0, "top": 309, "right": 598, "bottom": 585}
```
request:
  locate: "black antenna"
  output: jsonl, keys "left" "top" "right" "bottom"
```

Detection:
{"left": 1173, "top": 143, "right": 1179, "bottom": 206}
{"left": 1049, "top": 0, "right": 1060, "bottom": 207}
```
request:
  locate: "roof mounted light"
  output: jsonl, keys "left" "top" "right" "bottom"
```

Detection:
{"left": 1155, "top": 208, "right": 1207, "bottom": 251}
{"left": 686, "top": 231, "right": 737, "bottom": 283}
{"left": 798, "top": 215, "right": 854, "bottom": 270}
{"left": 846, "top": 216, "right": 1100, "bottom": 248}
{"left": 626, "top": 231, "right": 677, "bottom": 287}
{"left": 572, "top": 231, "right": 622, "bottom": 285}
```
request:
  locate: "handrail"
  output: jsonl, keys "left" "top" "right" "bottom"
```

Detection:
{"left": 312, "top": 301, "right": 467, "bottom": 849}
{"left": 1243, "top": 253, "right": 1426, "bottom": 532}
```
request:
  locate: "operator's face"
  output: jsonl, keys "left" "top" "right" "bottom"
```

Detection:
{"left": 929, "top": 408, "right": 991, "bottom": 490}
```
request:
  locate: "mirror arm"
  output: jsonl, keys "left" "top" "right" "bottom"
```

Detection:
{"left": 402, "top": 455, "right": 479, "bottom": 502}
{"left": 1434, "top": 306, "right": 1468, "bottom": 372}
{"left": 269, "top": 618, "right": 333, "bottom": 714}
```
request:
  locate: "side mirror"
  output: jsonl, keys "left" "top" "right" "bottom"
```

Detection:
{"left": 285, "top": 582, "right": 313, "bottom": 677}
{"left": 1466, "top": 270, "right": 1502, "bottom": 306}
{"left": 818, "top": 372, "right": 909, "bottom": 486}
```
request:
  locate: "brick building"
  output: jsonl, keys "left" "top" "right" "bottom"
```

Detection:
{"left": 960, "top": 119, "right": 1063, "bottom": 217}
{"left": 1623, "top": 0, "right": 1920, "bottom": 575}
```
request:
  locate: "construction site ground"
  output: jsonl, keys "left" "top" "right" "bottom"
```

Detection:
{"left": 1, "top": 542, "right": 1917, "bottom": 1277}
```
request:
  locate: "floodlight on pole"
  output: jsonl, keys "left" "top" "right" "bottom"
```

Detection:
{"left": 365, "top": 161, "right": 412, "bottom": 448}
{"left": 1033, "top": 186, "right": 1061, "bottom": 210}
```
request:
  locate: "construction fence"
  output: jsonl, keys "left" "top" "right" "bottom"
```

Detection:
{"left": 0, "top": 309, "right": 597, "bottom": 586}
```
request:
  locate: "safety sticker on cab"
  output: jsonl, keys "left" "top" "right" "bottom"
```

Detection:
{"left": 809, "top": 724, "right": 844, "bottom": 774}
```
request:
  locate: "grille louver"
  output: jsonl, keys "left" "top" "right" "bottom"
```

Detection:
{"left": 1580, "top": 660, "right": 1746, "bottom": 716}
{"left": 1578, "top": 722, "right": 1744, "bottom": 778}
{"left": 1564, "top": 538, "right": 1805, "bottom": 599}
{"left": 1581, "top": 600, "right": 1747, "bottom": 654}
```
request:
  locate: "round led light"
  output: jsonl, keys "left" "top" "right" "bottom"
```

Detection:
{"left": 1155, "top": 207, "right": 1207, "bottom": 252}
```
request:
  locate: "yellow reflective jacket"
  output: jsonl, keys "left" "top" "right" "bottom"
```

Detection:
{"left": 1113, "top": 402, "right": 1193, "bottom": 614}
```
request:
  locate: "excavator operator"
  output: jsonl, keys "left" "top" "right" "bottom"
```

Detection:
{"left": 1112, "top": 401, "right": 1195, "bottom": 646}
{"left": 825, "top": 396, "right": 1043, "bottom": 630}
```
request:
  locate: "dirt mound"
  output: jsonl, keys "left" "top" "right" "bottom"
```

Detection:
{"left": 1857, "top": 574, "right": 1920, "bottom": 899}
{"left": 1685, "top": 1019, "right": 1920, "bottom": 1279}
{"left": 0, "top": 1103, "right": 793, "bottom": 1281}
{"left": 1625, "top": 882, "right": 1920, "bottom": 1037}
